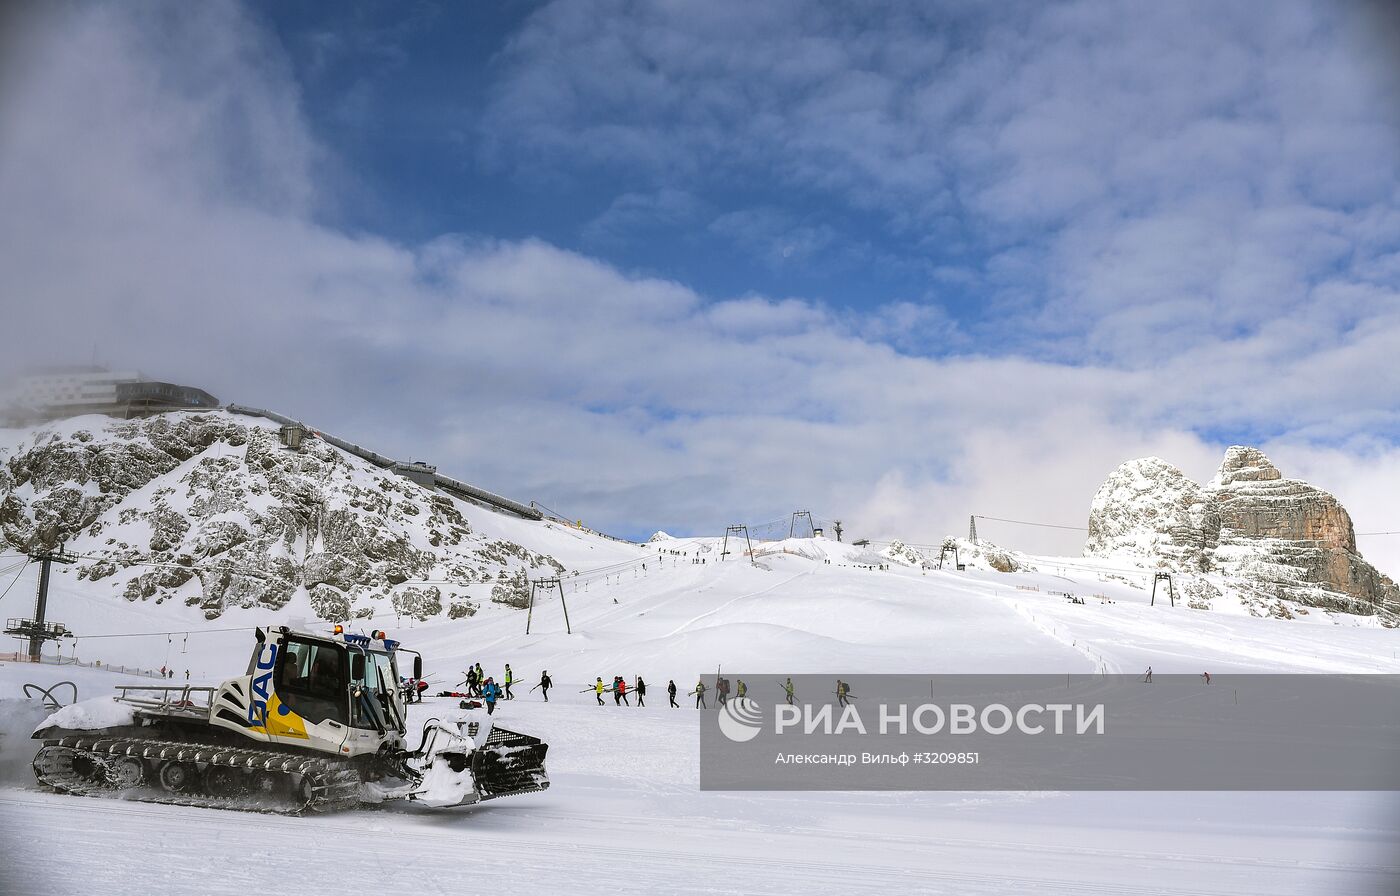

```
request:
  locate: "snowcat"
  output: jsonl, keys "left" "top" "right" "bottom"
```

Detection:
{"left": 31, "top": 625, "right": 548, "bottom": 814}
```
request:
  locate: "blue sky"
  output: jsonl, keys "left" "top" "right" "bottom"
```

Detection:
{"left": 235, "top": 0, "right": 1400, "bottom": 372}
{"left": 250, "top": 1, "right": 989, "bottom": 329}
{"left": 1, "top": 1, "right": 1399, "bottom": 563}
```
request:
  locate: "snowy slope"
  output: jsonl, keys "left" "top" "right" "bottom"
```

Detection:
{"left": 2, "top": 526, "right": 1399, "bottom": 894}
{"left": 2, "top": 534, "right": 1400, "bottom": 890}
{"left": 2, "top": 538, "right": 1399, "bottom": 896}
{"left": 0, "top": 410, "right": 647, "bottom": 624}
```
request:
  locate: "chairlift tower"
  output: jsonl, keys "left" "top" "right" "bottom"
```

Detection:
{"left": 3, "top": 545, "right": 76, "bottom": 661}
{"left": 721, "top": 525, "right": 754, "bottom": 565}
{"left": 969, "top": 516, "right": 978, "bottom": 545}
{"left": 833, "top": 520, "right": 843, "bottom": 543}
{"left": 525, "top": 578, "right": 571, "bottom": 634}
{"left": 1150, "top": 572, "right": 1176, "bottom": 607}
{"left": 789, "top": 511, "right": 816, "bottom": 539}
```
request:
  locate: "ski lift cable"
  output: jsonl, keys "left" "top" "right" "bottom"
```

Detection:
{"left": 0, "top": 559, "right": 30, "bottom": 605}
{"left": 76, "top": 625, "right": 258, "bottom": 640}
{"left": 974, "top": 515, "right": 1089, "bottom": 532}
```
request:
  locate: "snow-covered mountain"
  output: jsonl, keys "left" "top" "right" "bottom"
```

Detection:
{"left": 0, "top": 410, "right": 644, "bottom": 622}
{"left": 1086, "top": 446, "right": 1399, "bottom": 621}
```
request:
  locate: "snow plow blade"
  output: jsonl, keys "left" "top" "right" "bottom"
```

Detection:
{"left": 473, "top": 726, "right": 549, "bottom": 799}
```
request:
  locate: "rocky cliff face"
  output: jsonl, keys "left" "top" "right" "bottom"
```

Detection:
{"left": 0, "top": 412, "right": 582, "bottom": 621}
{"left": 1086, "top": 447, "right": 1398, "bottom": 621}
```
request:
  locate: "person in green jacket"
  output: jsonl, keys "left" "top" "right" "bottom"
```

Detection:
{"left": 693, "top": 679, "right": 707, "bottom": 708}
{"left": 783, "top": 677, "right": 795, "bottom": 706}
{"left": 594, "top": 677, "right": 606, "bottom": 706}
{"left": 504, "top": 663, "right": 515, "bottom": 699}
{"left": 736, "top": 679, "right": 747, "bottom": 699}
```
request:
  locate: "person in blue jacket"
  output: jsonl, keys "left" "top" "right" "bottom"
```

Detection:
{"left": 481, "top": 677, "right": 502, "bottom": 715}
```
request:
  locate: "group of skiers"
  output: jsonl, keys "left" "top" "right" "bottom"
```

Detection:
{"left": 592, "top": 675, "right": 649, "bottom": 706}
{"left": 444, "top": 665, "right": 863, "bottom": 712}
{"left": 456, "top": 662, "right": 524, "bottom": 715}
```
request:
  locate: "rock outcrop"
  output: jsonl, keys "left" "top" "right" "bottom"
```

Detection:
{"left": 1086, "top": 446, "right": 1398, "bottom": 620}
{"left": 0, "top": 412, "right": 569, "bottom": 621}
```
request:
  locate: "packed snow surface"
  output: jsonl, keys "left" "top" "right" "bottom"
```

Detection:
{"left": 1, "top": 534, "right": 1397, "bottom": 895}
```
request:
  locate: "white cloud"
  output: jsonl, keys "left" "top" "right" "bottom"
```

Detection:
{"left": 484, "top": 0, "right": 1400, "bottom": 365}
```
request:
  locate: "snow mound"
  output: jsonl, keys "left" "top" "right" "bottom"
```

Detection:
{"left": 647, "top": 531, "right": 675, "bottom": 543}
{"left": 880, "top": 540, "right": 928, "bottom": 568}
{"left": 34, "top": 696, "right": 136, "bottom": 734}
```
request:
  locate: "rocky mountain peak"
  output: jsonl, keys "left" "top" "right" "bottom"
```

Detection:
{"left": 1085, "top": 456, "right": 1216, "bottom": 573}
{"left": 0, "top": 411, "right": 583, "bottom": 622}
{"left": 1086, "top": 446, "right": 1396, "bottom": 622}
{"left": 1210, "top": 446, "right": 1282, "bottom": 488}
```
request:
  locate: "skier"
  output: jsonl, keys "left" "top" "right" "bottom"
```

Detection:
{"left": 595, "top": 676, "right": 606, "bottom": 705}
{"left": 538, "top": 670, "right": 553, "bottom": 701}
{"left": 736, "top": 679, "right": 747, "bottom": 699}
{"left": 1201, "top": 671, "right": 1211, "bottom": 685}
{"left": 635, "top": 676, "right": 647, "bottom": 707}
{"left": 504, "top": 663, "right": 515, "bottom": 699}
{"left": 694, "top": 679, "right": 707, "bottom": 708}
{"left": 464, "top": 665, "right": 478, "bottom": 695}
{"left": 481, "top": 677, "right": 502, "bottom": 715}
{"left": 616, "top": 676, "right": 630, "bottom": 706}
{"left": 1143, "top": 666, "right": 1153, "bottom": 683}
{"left": 837, "top": 679, "right": 850, "bottom": 707}
{"left": 783, "top": 677, "right": 795, "bottom": 705}
{"left": 716, "top": 677, "right": 729, "bottom": 706}
{"left": 474, "top": 663, "right": 484, "bottom": 696}
{"left": 668, "top": 679, "right": 679, "bottom": 708}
